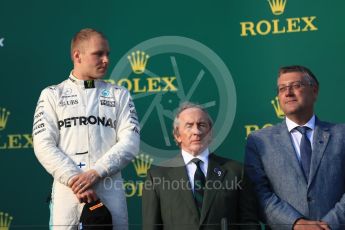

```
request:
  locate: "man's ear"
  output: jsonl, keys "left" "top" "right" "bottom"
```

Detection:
{"left": 313, "top": 85, "right": 319, "bottom": 101}
{"left": 174, "top": 135, "right": 181, "bottom": 144}
{"left": 174, "top": 132, "right": 181, "bottom": 145}
{"left": 73, "top": 49, "right": 81, "bottom": 63}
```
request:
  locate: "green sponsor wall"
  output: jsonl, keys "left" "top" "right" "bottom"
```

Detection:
{"left": 0, "top": 0, "right": 344, "bottom": 228}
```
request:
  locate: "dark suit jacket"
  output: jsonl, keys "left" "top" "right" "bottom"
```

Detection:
{"left": 142, "top": 153, "right": 260, "bottom": 230}
{"left": 245, "top": 118, "right": 345, "bottom": 230}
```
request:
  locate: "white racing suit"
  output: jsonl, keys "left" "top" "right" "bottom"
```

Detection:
{"left": 33, "top": 74, "right": 140, "bottom": 230}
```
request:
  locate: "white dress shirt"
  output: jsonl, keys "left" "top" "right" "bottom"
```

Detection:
{"left": 285, "top": 115, "right": 315, "bottom": 161}
{"left": 181, "top": 148, "right": 209, "bottom": 192}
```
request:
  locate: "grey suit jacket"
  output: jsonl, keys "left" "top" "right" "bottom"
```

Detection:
{"left": 142, "top": 153, "right": 260, "bottom": 230}
{"left": 245, "top": 118, "right": 345, "bottom": 230}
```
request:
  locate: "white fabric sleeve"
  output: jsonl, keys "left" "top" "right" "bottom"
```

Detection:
{"left": 33, "top": 87, "right": 80, "bottom": 185}
{"left": 92, "top": 87, "right": 140, "bottom": 177}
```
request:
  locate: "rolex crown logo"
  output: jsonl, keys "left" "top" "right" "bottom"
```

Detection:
{"left": 132, "top": 153, "right": 153, "bottom": 177}
{"left": 267, "top": 0, "right": 287, "bottom": 15}
{"left": 0, "top": 212, "right": 13, "bottom": 230}
{"left": 127, "top": 50, "right": 149, "bottom": 74}
{"left": 0, "top": 108, "right": 10, "bottom": 131}
{"left": 271, "top": 96, "right": 285, "bottom": 119}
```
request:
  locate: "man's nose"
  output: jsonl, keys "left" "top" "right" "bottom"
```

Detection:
{"left": 103, "top": 55, "right": 109, "bottom": 63}
{"left": 192, "top": 126, "right": 202, "bottom": 135}
{"left": 284, "top": 86, "right": 294, "bottom": 96}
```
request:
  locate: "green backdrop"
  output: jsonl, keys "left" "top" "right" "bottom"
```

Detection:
{"left": 1, "top": 0, "right": 344, "bottom": 229}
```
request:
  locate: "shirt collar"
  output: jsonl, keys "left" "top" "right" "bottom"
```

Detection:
{"left": 68, "top": 71, "right": 99, "bottom": 89}
{"left": 181, "top": 148, "right": 210, "bottom": 166}
{"left": 286, "top": 115, "right": 315, "bottom": 132}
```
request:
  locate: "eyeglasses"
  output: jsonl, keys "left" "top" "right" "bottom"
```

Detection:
{"left": 277, "top": 80, "right": 312, "bottom": 94}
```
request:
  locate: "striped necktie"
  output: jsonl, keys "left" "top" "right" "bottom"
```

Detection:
{"left": 191, "top": 158, "right": 206, "bottom": 214}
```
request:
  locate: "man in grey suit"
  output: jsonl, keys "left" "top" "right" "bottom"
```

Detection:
{"left": 245, "top": 65, "right": 345, "bottom": 230}
{"left": 142, "top": 102, "right": 260, "bottom": 230}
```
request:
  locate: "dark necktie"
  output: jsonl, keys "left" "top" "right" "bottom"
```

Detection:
{"left": 191, "top": 158, "right": 206, "bottom": 214}
{"left": 295, "top": 126, "right": 312, "bottom": 181}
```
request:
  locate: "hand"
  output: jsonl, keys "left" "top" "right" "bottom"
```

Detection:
{"left": 293, "top": 219, "right": 330, "bottom": 230}
{"left": 76, "top": 188, "right": 99, "bottom": 203}
{"left": 69, "top": 170, "right": 101, "bottom": 194}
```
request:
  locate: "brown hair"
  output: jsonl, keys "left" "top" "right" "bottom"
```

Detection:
{"left": 70, "top": 28, "right": 106, "bottom": 60}
{"left": 278, "top": 65, "right": 319, "bottom": 86}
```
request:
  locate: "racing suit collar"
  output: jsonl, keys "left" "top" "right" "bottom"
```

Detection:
{"left": 68, "top": 72, "right": 99, "bottom": 89}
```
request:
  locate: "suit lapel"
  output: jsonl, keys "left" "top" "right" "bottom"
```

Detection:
{"left": 276, "top": 121, "right": 308, "bottom": 183}
{"left": 167, "top": 154, "right": 200, "bottom": 219}
{"left": 308, "top": 119, "right": 330, "bottom": 187}
{"left": 200, "top": 154, "right": 227, "bottom": 224}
